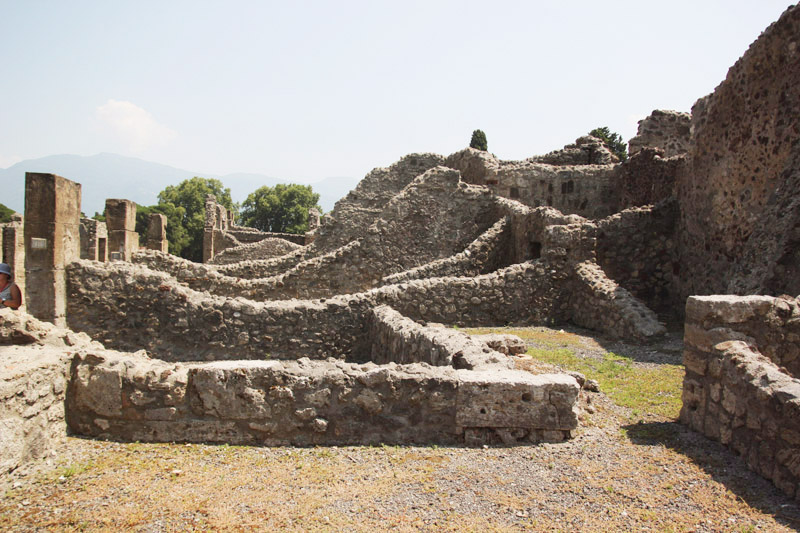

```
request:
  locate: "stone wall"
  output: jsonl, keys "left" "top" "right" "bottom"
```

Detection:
{"left": 80, "top": 217, "right": 108, "bottom": 262}
{"left": 681, "top": 295, "right": 800, "bottom": 500}
{"left": 1, "top": 214, "right": 25, "bottom": 304}
{"left": 596, "top": 201, "right": 679, "bottom": 313}
{"left": 675, "top": 5, "right": 800, "bottom": 301}
{"left": 530, "top": 135, "right": 619, "bottom": 166}
{"left": 313, "top": 153, "right": 445, "bottom": 253}
{"left": 612, "top": 148, "right": 684, "bottom": 210}
{"left": 444, "top": 146, "right": 618, "bottom": 219}
{"left": 0, "top": 309, "right": 97, "bottom": 473}
{"left": 66, "top": 349, "right": 580, "bottom": 446}
{"left": 366, "top": 305, "right": 512, "bottom": 370}
{"left": 209, "top": 237, "right": 301, "bottom": 265}
{"left": 628, "top": 110, "right": 691, "bottom": 158}
{"left": 568, "top": 261, "right": 666, "bottom": 341}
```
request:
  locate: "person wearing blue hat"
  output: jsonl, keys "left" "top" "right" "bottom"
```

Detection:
{"left": 0, "top": 263, "right": 22, "bottom": 310}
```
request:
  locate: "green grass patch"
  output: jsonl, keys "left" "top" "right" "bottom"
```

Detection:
{"left": 526, "top": 347, "right": 684, "bottom": 419}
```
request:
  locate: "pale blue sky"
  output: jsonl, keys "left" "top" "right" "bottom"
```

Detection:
{"left": 0, "top": 1, "right": 792, "bottom": 181}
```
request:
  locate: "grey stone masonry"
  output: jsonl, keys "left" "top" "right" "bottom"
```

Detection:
{"left": 65, "top": 344, "right": 579, "bottom": 447}
{"left": 0, "top": 309, "right": 98, "bottom": 473}
{"left": 681, "top": 295, "right": 800, "bottom": 501}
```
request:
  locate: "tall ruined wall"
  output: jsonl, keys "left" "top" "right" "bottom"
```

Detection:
{"left": 676, "top": 5, "right": 800, "bottom": 300}
{"left": 681, "top": 295, "right": 800, "bottom": 499}
{"left": 613, "top": 148, "right": 685, "bottom": 210}
{"left": 140, "top": 167, "right": 507, "bottom": 301}
{"left": 313, "top": 153, "right": 445, "bottom": 253}
{"left": 445, "top": 144, "right": 618, "bottom": 220}
{"left": 628, "top": 110, "right": 691, "bottom": 158}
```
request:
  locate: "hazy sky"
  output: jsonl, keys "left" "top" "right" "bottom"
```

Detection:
{"left": 0, "top": 1, "right": 792, "bottom": 182}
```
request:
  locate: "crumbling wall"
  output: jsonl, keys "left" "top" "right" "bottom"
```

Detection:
{"left": 596, "top": 201, "right": 679, "bottom": 313}
{"left": 569, "top": 261, "right": 666, "bottom": 341}
{"left": 628, "top": 110, "right": 691, "bottom": 158}
{"left": 366, "top": 305, "right": 512, "bottom": 369}
{"left": 313, "top": 153, "right": 445, "bottom": 253}
{"left": 613, "top": 148, "right": 684, "bottom": 210}
{"left": 675, "top": 5, "right": 800, "bottom": 300}
{"left": 444, "top": 143, "right": 618, "bottom": 219}
{"left": 681, "top": 295, "right": 800, "bottom": 500}
{"left": 80, "top": 217, "right": 108, "bottom": 262}
{"left": 209, "top": 237, "right": 302, "bottom": 265}
{"left": 0, "top": 310, "right": 96, "bottom": 473}
{"left": 1, "top": 214, "right": 25, "bottom": 302}
{"left": 530, "top": 135, "right": 619, "bottom": 166}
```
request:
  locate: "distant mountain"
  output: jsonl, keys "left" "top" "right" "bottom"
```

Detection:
{"left": 1, "top": 153, "right": 359, "bottom": 217}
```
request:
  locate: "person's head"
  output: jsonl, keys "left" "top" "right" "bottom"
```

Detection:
{"left": 0, "top": 263, "right": 11, "bottom": 282}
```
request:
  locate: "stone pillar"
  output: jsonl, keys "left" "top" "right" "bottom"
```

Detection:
{"left": 24, "top": 172, "right": 81, "bottom": 326}
{"left": 105, "top": 199, "right": 138, "bottom": 261}
{"left": 2, "top": 214, "right": 26, "bottom": 307}
{"left": 305, "top": 208, "right": 321, "bottom": 245}
{"left": 202, "top": 194, "right": 217, "bottom": 263}
{"left": 146, "top": 213, "right": 168, "bottom": 252}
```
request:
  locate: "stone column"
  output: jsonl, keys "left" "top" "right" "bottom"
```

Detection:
{"left": 202, "top": 194, "right": 217, "bottom": 263}
{"left": 105, "top": 199, "right": 138, "bottom": 261}
{"left": 24, "top": 172, "right": 81, "bottom": 326}
{"left": 2, "top": 214, "right": 26, "bottom": 307}
{"left": 146, "top": 213, "right": 168, "bottom": 252}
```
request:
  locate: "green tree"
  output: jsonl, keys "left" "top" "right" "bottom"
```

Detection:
{"left": 469, "top": 129, "right": 488, "bottom": 151}
{"left": 156, "top": 177, "right": 233, "bottom": 261}
{"left": 0, "top": 203, "right": 16, "bottom": 223}
{"left": 589, "top": 126, "right": 627, "bottom": 162}
{"left": 240, "top": 184, "right": 320, "bottom": 234}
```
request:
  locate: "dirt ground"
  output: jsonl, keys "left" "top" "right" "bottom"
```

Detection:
{"left": 2, "top": 327, "right": 800, "bottom": 532}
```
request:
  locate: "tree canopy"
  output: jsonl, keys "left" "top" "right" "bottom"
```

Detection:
{"left": 239, "top": 184, "right": 320, "bottom": 234}
{"left": 470, "top": 129, "right": 488, "bottom": 151}
{"left": 589, "top": 127, "right": 627, "bottom": 162}
{"left": 153, "top": 177, "right": 233, "bottom": 261}
{"left": 0, "top": 203, "right": 16, "bottom": 223}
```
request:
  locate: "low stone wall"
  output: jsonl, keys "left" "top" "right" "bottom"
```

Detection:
{"left": 210, "top": 237, "right": 302, "bottom": 265}
{"left": 66, "top": 260, "right": 372, "bottom": 362}
{"left": 366, "top": 305, "right": 511, "bottom": 370}
{"left": 65, "top": 349, "right": 580, "bottom": 447}
{"left": 569, "top": 262, "right": 666, "bottom": 341}
{"left": 681, "top": 295, "right": 800, "bottom": 500}
{"left": 0, "top": 309, "right": 97, "bottom": 473}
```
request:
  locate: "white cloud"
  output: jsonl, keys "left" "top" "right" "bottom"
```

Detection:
{"left": 96, "top": 99, "right": 176, "bottom": 153}
{"left": 0, "top": 154, "right": 22, "bottom": 169}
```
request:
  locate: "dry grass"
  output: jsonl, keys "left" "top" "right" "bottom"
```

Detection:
{"left": 2, "top": 326, "right": 799, "bottom": 532}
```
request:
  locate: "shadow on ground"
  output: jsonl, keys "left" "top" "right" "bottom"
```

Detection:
{"left": 623, "top": 420, "right": 800, "bottom": 531}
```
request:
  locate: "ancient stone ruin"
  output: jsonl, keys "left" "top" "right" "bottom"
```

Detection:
{"left": 1, "top": 4, "right": 798, "bottom": 501}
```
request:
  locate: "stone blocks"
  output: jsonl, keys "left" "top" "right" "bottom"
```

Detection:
{"left": 145, "top": 213, "right": 168, "bottom": 253}
{"left": 681, "top": 294, "right": 800, "bottom": 500}
{"left": 105, "top": 199, "right": 138, "bottom": 261}
{"left": 66, "top": 350, "right": 579, "bottom": 446}
{"left": 24, "top": 172, "right": 81, "bottom": 326}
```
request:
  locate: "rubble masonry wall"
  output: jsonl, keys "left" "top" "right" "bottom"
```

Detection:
{"left": 680, "top": 295, "right": 800, "bottom": 500}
